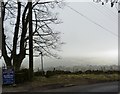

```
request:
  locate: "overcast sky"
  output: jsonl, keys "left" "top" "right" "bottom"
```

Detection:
{"left": 31, "top": 1, "right": 118, "bottom": 69}
{"left": 54, "top": 2, "right": 118, "bottom": 58}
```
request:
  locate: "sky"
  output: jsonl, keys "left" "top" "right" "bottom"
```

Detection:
{"left": 53, "top": 2, "right": 118, "bottom": 58}
{"left": 0, "top": 1, "right": 119, "bottom": 69}
{"left": 29, "top": 1, "right": 118, "bottom": 69}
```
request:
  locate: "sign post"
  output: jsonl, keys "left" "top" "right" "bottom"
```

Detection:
{"left": 2, "top": 67, "right": 15, "bottom": 85}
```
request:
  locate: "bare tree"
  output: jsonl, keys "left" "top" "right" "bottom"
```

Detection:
{"left": 2, "top": 0, "right": 64, "bottom": 71}
{"left": 93, "top": 0, "right": 119, "bottom": 7}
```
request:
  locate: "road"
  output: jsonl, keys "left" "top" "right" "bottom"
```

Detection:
{"left": 42, "top": 82, "right": 119, "bottom": 92}
{"left": 2, "top": 82, "right": 119, "bottom": 94}
{"left": 0, "top": 86, "right": 1, "bottom": 94}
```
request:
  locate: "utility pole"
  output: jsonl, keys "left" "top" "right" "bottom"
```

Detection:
{"left": 40, "top": 52, "right": 44, "bottom": 75}
{"left": 28, "top": 0, "right": 33, "bottom": 80}
{"left": 118, "top": 1, "right": 120, "bottom": 74}
{"left": 0, "top": 4, "right": 1, "bottom": 55}
{"left": 118, "top": 2, "right": 120, "bottom": 13}
{"left": 0, "top": 2, "right": 2, "bottom": 92}
{"left": 118, "top": 2, "right": 120, "bottom": 93}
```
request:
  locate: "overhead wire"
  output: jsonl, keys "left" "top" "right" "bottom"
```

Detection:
{"left": 105, "top": 4, "right": 117, "bottom": 15}
{"left": 104, "top": 5, "right": 118, "bottom": 18}
{"left": 88, "top": 3, "right": 117, "bottom": 24}
{"left": 66, "top": 5, "right": 118, "bottom": 38}
{"left": 96, "top": 4, "right": 118, "bottom": 22}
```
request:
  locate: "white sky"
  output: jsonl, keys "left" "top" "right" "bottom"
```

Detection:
{"left": 54, "top": 2, "right": 118, "bottom": 58}
{"left": 31, "top": 2, "right": 118, "bottom": 69}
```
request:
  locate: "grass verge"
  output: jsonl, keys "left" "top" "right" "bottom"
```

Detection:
{"left": 3, "top": 73, "right": 119, "bottom": 91}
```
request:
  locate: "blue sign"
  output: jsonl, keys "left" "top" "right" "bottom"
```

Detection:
{"left": 2, "top": 68, "right": 15, "bottom": 85}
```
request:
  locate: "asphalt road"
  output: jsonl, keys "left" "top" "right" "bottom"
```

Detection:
{"left": 0, "top": 85, "right": 1, "bottom": 93}
{"left": 42, "top": 82, "right": 119, "bottom": 92}
{"left": 2, "top": 82, "right": 119, "bottom": 94}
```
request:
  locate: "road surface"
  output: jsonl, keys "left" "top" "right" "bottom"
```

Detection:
{"left": 42, "top": 82, "right": 119, "bottom": 92}
{"left": 2, "top": 82, "right": 119, "bottom": 94}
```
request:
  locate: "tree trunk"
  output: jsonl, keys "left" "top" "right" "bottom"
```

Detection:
{"left": 2, "top": 2, "right": 12, "bottom": 67}
{"left": 13, "top": 49, "right": 26, "bottom": 71}
{"left": 13, "top": 58, "right": 22, "bottom": 71}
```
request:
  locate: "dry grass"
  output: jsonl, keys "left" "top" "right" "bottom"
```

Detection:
{"left": 3, "top": 73, "right": 119, "bottom": 92}
{"left": 31, "top": 73, "right": 119, "bottom": 87}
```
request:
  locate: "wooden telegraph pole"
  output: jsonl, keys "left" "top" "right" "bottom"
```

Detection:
{"left": 0, "top": 1, "right": 2, "bottom": 52}
{"left": 28, "top": 0, "right": 33, "bottom": 80}
{"left": 118, "top": 1, "right": 120, "bottom": 75}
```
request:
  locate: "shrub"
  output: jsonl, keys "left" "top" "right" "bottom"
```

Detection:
{"left": 15, "top": 69, "right": 29, "bottom": 84}
{"left": 45, "top": 71, "right": 54, "bottom": 78}
{"left": 34, "top": 71, "right": 45, "bottom": 76}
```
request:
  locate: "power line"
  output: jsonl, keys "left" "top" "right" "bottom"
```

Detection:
{"left": 66, "top": 5, "right": 118, "bottom": 38}
{"left": 104, "top": 5, "right": 118, "bottom": 17}
{"left": 103, "top": 5, "right": 118, "bottom": 20}
{"left": 89, "top": 3, "right": 117, "bottom": 24}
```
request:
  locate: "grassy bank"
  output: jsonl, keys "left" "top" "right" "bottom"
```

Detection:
{"left": 3, "top": 73, "right": 119, "bottom": 92}
{"left": 31, "top": 73, "right": 119, "bottom": 87}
